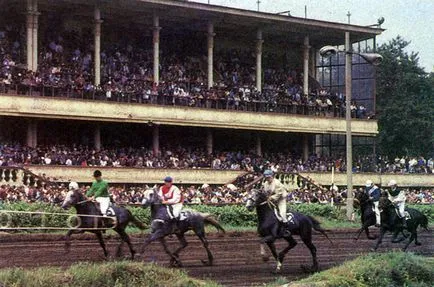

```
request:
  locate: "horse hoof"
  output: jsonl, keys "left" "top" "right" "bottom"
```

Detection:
{"left": 201, "top": 260, "right": 213, "bottom": 266}
{"left": 368, "top": 236, "right": 377, "bottom": 240}
{"left": 271, "top": 269, "right": 281, "bottom": 275}
{"left": 262, "top": 256, "right": 270, "bottom": 262}
{"left": 301, "top": 265, "right": 315, "bottom": 273}
{"left": 370, "top": 248, "right": 376, "bottom": 252}
{"left": 415, "top": 242, "right": 422, "bottom": 246}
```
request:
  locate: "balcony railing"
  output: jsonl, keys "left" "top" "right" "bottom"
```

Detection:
{"left": 0, "top": 82, "right": 371, "bottom": 119}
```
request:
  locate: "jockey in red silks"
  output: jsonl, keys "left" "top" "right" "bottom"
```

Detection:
{"left": 158, "top": 176, "right": 183, "bottom": 221}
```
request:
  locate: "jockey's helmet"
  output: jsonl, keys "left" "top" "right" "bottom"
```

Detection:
{"left": 69, "top": 181, "right": 79, "bottom": 190}
{"left": 365, "top": 180, "right": 373, "bottom": 187}
{"left": 263, "top": 169, "right": 273, "bottom": 177}
{"left": 387, "top": 180, "right": 397, "bottom": 187}
{"left": 93, "top": 170, "right": 102, "bottom": 178}
{"left": 164, "top": 176, "right": 173, "bottom": 183}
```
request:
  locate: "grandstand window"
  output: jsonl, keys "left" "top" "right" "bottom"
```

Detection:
{"left": 315, "top": 38, "right": 376, "bottom": 114}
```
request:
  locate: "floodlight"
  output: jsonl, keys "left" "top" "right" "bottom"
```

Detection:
{"left": 319, "top": 46, "right": 339, "bottom": 58}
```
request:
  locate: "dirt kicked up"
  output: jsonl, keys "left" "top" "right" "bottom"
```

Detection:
{"left": 0, "top": 229, "right": 432, "bottom": 287}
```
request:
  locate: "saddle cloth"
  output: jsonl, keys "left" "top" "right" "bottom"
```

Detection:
{"left": 271, "top": 208, "right": 298, "bottom": 229}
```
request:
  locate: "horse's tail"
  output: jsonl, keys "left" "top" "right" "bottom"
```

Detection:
{"left": 129, "top": 211, "right": 147, "bottom": 230}
{"left": 308, "top": 215, "right": 333, "bottom": 245}
{"left": 420, "top": 213, "right": 429, "bottom": 231}
{"left": 203, "top": 213, "right": 225, "bottom": 233}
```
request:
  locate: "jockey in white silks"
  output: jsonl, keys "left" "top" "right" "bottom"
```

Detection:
{"left": 158, "top": 176, "right": 183, "bottom": 220}
{"left": 387, "top": 179, "right": 407, "bottom": 228}
{"left": 365, "top": 180, "right": 381, "bottom": 226}
{"left": 261, "top": 169, "right": 291, "bottom": 236}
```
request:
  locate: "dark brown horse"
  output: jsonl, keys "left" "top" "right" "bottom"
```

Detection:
{"left": 61, "top": 189, "right": 145, "bottom": 259}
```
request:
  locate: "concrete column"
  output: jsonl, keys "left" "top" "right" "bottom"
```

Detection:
{"left": 309, "top": 47, "right": 316, "bottom": 79}
{"left": 303, "top": 36, "right": 310, "bottom": 96}
{"left": 207, "top": 23, "right": 214, "bottom": 89}
{"left": 31, "top": 0, "right": 39, "bottom": 72}
{"left": 256, "top": 29, "right": 263, "bottom": 92}
{"left": 152, "top": 125, "right": 160, "bottom": 155}
{"left": 153, "top": 15, "right": 161, "bottom": 86}
{"left": 345, "top": 31, "right": 354, "bottom": 220}
{"left": 302, "top": 134, "right": 309, "bottom": 161}
{"left": 206, "top": 129, "right": 213, "bottom": 155}
{"left": 255, "top": 134, "right": 262, "bottom": 156}
{"left": 94, "top": 7, "right": 102, "bottom": 86}
{"left": 315, "top": 134, "right": 322, "bottom": 156}
{"left": 94, "top": 124, "right": 101, "bottom": 151}
{"left": 26, "top": 0, "right": 33, "bottom": 71}
{"left": 26, "top": 121, "right": 37, "bottom": 148}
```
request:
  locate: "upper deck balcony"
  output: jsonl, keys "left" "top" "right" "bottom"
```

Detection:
{"left": 0, "top": 91, "right": 377, "bottom": 136}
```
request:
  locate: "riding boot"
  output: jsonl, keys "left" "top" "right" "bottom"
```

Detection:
{"left": 401, "top": 217, "right": 407, "bottom": 229}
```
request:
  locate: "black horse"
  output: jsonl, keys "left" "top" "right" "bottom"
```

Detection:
{"left": 353, "top": 190, "right": 378, "bottom": 240}
{"left": 140, "top": 189, "right": 225, "bottom": 267}
{"left": 246, "top": 189, "right": 332, "bottom": 273}
{"left": 373, "top": 193, "right": 428, "bottom": 251}
{"left": 61, "top": 189, "right": 146, "bottom": 259}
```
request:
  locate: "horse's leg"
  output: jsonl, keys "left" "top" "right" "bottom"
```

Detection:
{"left": 414, "top": 231, "right": 422, "bottom": 246}
{"left": 159, "top": 237, "right": 181, "bottom": 267}
{"left": 95, "top": 231, "right": 109, "bottom": 258}
{"left": 300, "top": 227, "right": 318, "bottom": 272}
{"left": 402, "top": 231, "right": 416, "bottom": 251}
{"left": 115, "top": 228, "right": 136, "bottom": 259}
{"left": 264, "top": 241, "right": 281, "bottom": 274}
{"left": 260, "top": 243, "right": 270, "bottom": 262}
{"left": 196, "top": 232, "right": 213, "bottom": 266}
{"left": 354, "top": 227, "right": 364, "bottom": 241}
{"left": 278, "top": 235, "right": 297, "bottom": 270}
{"left": 171, "top": 233, "right": 188, "bottom": 265}
{"left": 64, "top": 229, "right": 74, "bottom": 253}
{"left": 373, "top": 228, "right": 387, "bottom": 251}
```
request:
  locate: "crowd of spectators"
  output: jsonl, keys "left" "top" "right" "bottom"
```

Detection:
{"left": 1, "top": 142, "right": 433, "bottom": 174}
{"left": 0, "top": 182, "right": 432, "bottom": 206}
{"left": 1, "top": 25, "right": 371, "bottom": 118}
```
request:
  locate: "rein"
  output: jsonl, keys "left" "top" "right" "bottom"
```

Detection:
{"left": 76, "top": 199, "right": 93, "bottom": 205}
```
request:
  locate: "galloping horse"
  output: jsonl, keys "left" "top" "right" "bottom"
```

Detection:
{"left": 373, "top": 193, "right": 428, "bottom": 251}
{"left": 353, "top": 190, "right": 378, "bottom": 240}
{"left": 246, "top": 189, "right": 332, "bottom": 274}
{"left": 140, "top": 189, "right": 225, "bottom": 267}
{"left": 61, "top": 189, "right": 146, "bottom": 259}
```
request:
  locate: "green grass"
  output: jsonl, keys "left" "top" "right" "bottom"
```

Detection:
{"left": 0, "top": 261, "right": 221, "bottom": 287}
{"left": 282, "top": 252, "right": 434, "bottom": 287}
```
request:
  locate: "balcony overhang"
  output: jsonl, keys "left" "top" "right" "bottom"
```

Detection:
{"left": 0, "top": 94, "right": 378, "bottom": 135}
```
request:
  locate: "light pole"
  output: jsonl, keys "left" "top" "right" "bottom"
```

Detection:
{"left": 319, "top": 34, "right": 383, "bottom": 220}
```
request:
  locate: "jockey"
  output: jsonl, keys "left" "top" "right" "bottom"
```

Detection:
{"left": 86, "top": 170, "right": 112, "bottom": 216}
{"left": 387, "top": 179, "right": 407, "bottom": 228}
{"left": 261, "top": 169, "right": 291, "bottom": 236}
{"left": 365, "top": 180, "right": 381, "bottom": 226}
{"left": 158, "top": 176, "right": 183, "bottom": 221}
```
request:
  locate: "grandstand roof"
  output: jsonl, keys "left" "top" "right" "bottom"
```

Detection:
{"left": 2, "top": 0, "right": 383, "bottom": 47}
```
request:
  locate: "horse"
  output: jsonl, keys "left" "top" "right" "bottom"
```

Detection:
{"left": 246, "top": 189, "right": 332, "bottom": 274}
{"left": 353, "top": 190, "right": 378, "bottom": 240}
{"left": 61, "top": 189, "right": 146, "bottom": 259}
{"left": 373, "top": 193, "right": 429, "bottom": 251}
{"left": 139, "top": 189, "right": 225, "bottom": 267}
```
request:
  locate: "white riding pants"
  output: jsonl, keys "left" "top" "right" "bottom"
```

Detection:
{"left": 277, "top": 200, "right": 288, "bottom": 223}
{"left": 395, "top": 201, "right": 406, "bottom": 218}
{"left": 167, "top": 203, "right": 183, "bottom": 219}
{"left": 373, "top": 201, "right": 381, "bottom": 224}
{"left": 96, "top": 197, "right": 110, "bottom": 215}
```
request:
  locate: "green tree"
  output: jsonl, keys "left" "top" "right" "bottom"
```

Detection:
{"left": 376, "top": 36, "right": 434, "bottom": 157}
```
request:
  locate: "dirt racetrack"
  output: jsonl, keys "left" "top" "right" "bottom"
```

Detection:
{"left": 0, "top": 229, "right": 432, "bottom": 286}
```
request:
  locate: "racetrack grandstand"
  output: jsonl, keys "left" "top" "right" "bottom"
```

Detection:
{"left": 0, "top": 0, "right": 432, "bottom": 188}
